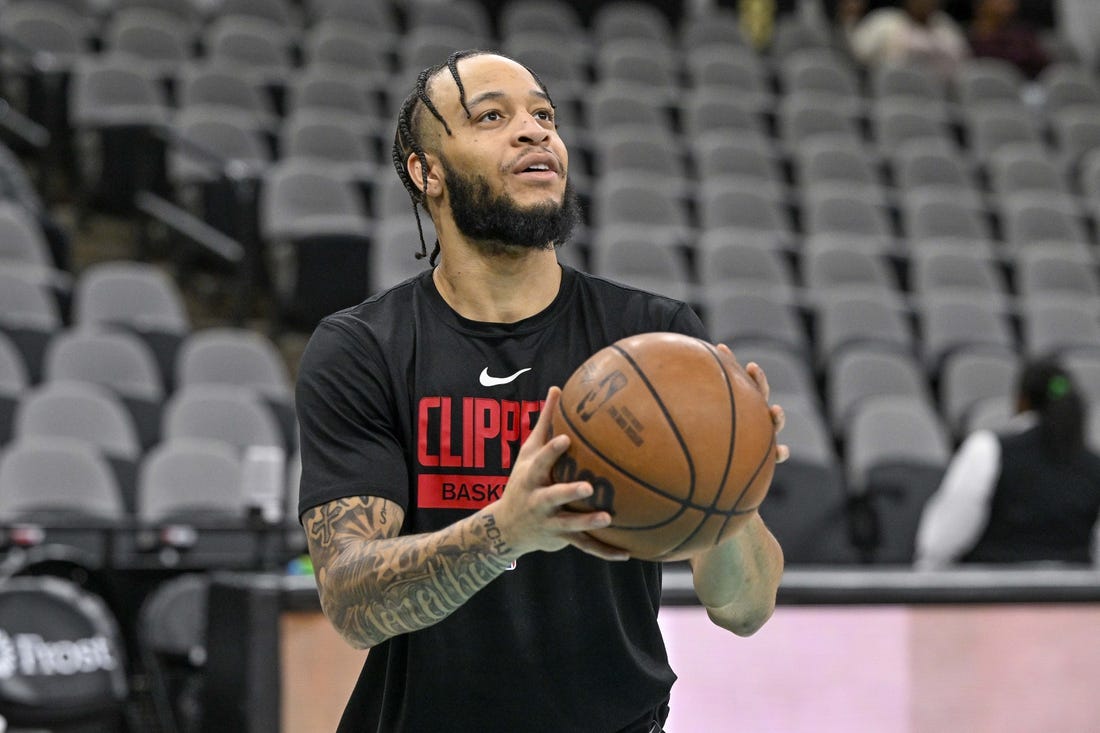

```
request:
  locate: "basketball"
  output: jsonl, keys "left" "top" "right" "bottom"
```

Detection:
{"left": 550, "top": 332, "right": 777, "bottom": 561}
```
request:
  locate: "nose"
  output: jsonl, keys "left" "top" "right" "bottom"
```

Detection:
{"left": 514, "top": 112, "right": 551, "bottom": 145}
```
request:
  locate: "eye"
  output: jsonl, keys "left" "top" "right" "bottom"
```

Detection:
{"left": 534, "top": 109, "right": 555, "bottom": 123}
{"left": 478, "top": 110, "right": 503, "bottom": 123}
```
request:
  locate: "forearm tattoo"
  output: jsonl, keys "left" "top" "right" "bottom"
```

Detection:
{"left": 303, "top": 497, "right": 515, "bottom": 648}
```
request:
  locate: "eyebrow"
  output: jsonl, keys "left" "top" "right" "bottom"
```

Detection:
{"left": 465, "top": 89, "right": 551, "bottom": 109}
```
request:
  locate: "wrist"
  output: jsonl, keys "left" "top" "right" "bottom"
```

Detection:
{"left": 475, "top": 509, "right": 525, "bottom": 567}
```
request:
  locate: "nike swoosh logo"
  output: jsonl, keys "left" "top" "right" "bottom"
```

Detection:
{"left": 479, "top": 367, "right": 532, "bottom": 387}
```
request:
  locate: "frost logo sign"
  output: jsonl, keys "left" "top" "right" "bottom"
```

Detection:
{"left": 0, "top": 627, "right": 116, "bottom": 678}
{"left": 0, "top": 630, "right": 15, "bottom": 679}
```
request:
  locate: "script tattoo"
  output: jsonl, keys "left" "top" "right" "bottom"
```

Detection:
{"left": 303, "top": 497, "right": 515, "bottom": 649}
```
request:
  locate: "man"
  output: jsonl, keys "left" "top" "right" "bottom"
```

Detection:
{"left": 296, "top": 50, "right": 786, "bottom": 733}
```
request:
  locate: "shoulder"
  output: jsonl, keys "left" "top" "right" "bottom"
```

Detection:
{"left": 856, "top": 8, "right": 905, "bottom": 30}
{"left": 568, "top": 268, "right": 706, "bottom": 338}
{"left": 298, "top": 274, "right": 426, "bottom": 379}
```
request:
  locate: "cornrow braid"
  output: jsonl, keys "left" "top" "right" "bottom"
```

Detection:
{"left": 390, "top": 49, "right": 558, "bottom": 266}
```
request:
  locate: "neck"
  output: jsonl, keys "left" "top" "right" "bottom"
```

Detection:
{"left": 432, "top": 226, "right": 562, "bottom": 323}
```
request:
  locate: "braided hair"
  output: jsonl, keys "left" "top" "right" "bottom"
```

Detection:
{"left": 391, "top": 49, "right": 557, "bottom": 266}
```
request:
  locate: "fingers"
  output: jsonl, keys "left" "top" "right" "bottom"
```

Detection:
{"left": 744, "top": 361, "right": 771, "bottom": 402}
{"left": 536, "top": 385, "right": 561, "bottom": 443}
{"left": 515, "top": 386, "right": 562, "bottom": 463}
{"left": 568, "top": 531, "right": 631, "bottom": 561}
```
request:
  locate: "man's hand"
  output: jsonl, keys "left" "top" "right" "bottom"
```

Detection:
{"left": 489, "top": 386, "right": 631, "bottom": 562}
{"left": 717, "top": 343, "right": 790, "bottom": 465}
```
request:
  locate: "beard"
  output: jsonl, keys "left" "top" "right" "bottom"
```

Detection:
{"left": 443, "top": 161, "right": 581, "bottom": 256}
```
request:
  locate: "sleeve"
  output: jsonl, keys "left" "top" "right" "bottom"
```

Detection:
{"left": 913, "top": 430, "right": 1001, "bottom": 569}
{"left": 666, "top": 301, "right": 709, "bottom": 340}
{"left": 295, "top": 319, "right": 411, "bottom": 519}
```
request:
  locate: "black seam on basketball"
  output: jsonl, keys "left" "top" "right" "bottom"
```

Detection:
{"left": 657, "top": 340, "right": 740, "bottom": 556}
{"left": 715, "top": 433, "right": 777, "bottom": 541}
{"left": 609, "top": 343, "right": 697, "bottom": 505}
{"left": 556, "top": 398, "right": 691, "bottom": 528}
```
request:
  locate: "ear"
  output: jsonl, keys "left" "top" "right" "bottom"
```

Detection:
{"left": 407, "top": 151, "right": 444, "bottom": 199}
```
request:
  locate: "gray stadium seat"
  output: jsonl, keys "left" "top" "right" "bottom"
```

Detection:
{"left": 203, "top": 15, "right": 294, "bottom": 86}
{"left": 175, "top": 327, "right": 290, "bottom": 395}
{"left": 939, "top": 351, "right": 1020, "bottom": 438}
{"left": 684, "top": 49, "right": 773, "bottom": 112}
{"left": 953, "top": 57, "right": 1024, "bottom": 107}
{"left": 176, "top": 62, "right": 279, "bottom": 134}
{"left": 589, "top": 234, "right": 693, "bottom": 305}
{"left": 909, "top": 247, "right": 1008, "bottom": 308}
{"left": 1022, "top": 299, "right": 1100, "bottom": 358}
{"left": 760, "top": 398, "right": 858, "bottom": 565}
{"left": 259, "top": 159, "right": 373, "bottom": 327}
{"left": 279, "top": 111, "right": 378, "bottom": 183}
{"left": 917, "top": 295, "right": 1016, "bottom": 373}
{"left": 695, "top": 241, "right": 797, "bottom": 301}
{"left": 0, "top": 436, "right": 125, "bottom": 521}
{"left": 801, "top": 245, "right": 899, "bottom": 304}
{"left": 592, "top": 0, "right": 674, "bottom": 47}
{"left": 72, "top": 262, "right": 190, "bottom": 389}
{"left": 137, "top": 439, "right": 244, "bottom": 522}
{"left": 1015, "top": 248, "right": 1100, "bottom": 307}
{"left": 814, "top": 292, "right": 915, "bottom": 367}
{"left": 14, "top": 381, "right": 142, "bottom": 508}
{"left": 103, "top": 7, "right": 195, "bottom": 80}
{"left": 844, "top": 396, "right": 950, "bottom": 564}
{"left": 301, "top": 21, "right": 392, "bottom": 84}
{"left": 696, "top": 181, "right": 795, "bottom": 251}
{"left": 162, "top": 384, "right": 283, "bottom": 452}
{"left": 827, "top": 349, "right": 932, "bottom": 435}
{"left": 705, "top": 291, "right": 809, "bottom": 358}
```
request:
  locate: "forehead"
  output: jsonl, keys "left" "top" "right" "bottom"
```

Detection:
{"left": 429, "top": 54, "right": 544, "bottom": 110}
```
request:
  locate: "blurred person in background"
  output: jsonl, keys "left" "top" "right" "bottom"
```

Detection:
{"left": 968, "top": 0, "right": 1051, "bottom": 78}
{"left": 915, "top": 357, "right": 1100, "bottom": 568}
{"left": 839, "top": 0, "right": 969, "bottom": 75}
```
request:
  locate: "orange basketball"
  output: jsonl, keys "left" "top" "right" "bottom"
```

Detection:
{"left": 550, "top": 332, "right": 776, "bottom": 561}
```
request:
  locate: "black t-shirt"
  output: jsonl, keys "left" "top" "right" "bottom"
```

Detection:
{"left": 297, "top": 265, "right": 707, "bottom": 733}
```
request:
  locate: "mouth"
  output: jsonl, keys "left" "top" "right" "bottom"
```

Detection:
{"left": 511, "top": 151, "right": 562, "bottom": 181}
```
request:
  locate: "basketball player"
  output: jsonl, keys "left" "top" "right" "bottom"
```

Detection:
{"left": 296, "top": 50, "right": 787, "bottom": 733}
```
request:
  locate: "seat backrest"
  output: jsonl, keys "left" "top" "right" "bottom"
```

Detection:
{"left": 138, "top": 439, "right": 244, "bottom": 521}
{"left": 162, "top": 385, "right": 283, "bottom": 451}
{"left": 260, "top": 159, "right": 368, "bottom": 223}
{"left": 73, "top": 261, "right": 190, "bottom": 333}
{"left": 0, "top": 269, "right": 61, "bottom": 328}
{"left": 845, "top": 395, "right": 950, "bottom": 491}
{"left": 903, "top": 191, "right": 991, "bottom": 242}
{"left": 696, "top": 241, "right": 794, "bottom": 291}
{"left": 705, "top": 292, "right": 807, "bottom": 356}
{"left": 281, "top": 112, "right": 374, "bottom": 165}
{"left": 1001, "top": 192, "right": 1088, "bottom": 246}
{"left": 918, "top": 296, "right": 1015, "bottom": 370}
{"left": 0, "top": 436, "right": 125, "bottom": 520}
{"left": 592, "top": 0, "right": 673, "bottom": 46}
{"left": 827, "top": 349, "right": 931, "bottom": 430}
{"left": 175, "top": 327, "right": 291, "bottom": 400}
{"left": 15, "top": 381, "right": 141, "bottom": 460}
{"left": 803, "top": 192, "right": 892, "bottom": 238}
{"left": 940, "top": 351, "right": 1019, "bottom": 436}
{"left": 43, "top": 328, "right": 164, "bottom": 401}
{"left": 815, "top": 293, "right": 914, "bottom": 364}
{"left": 802, "top": 245, "right": 897, "bottom": 295}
